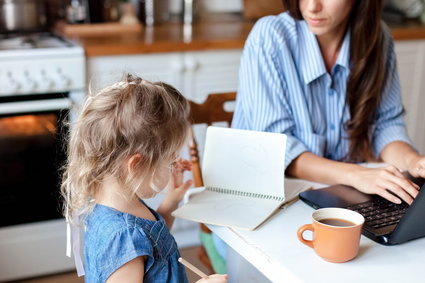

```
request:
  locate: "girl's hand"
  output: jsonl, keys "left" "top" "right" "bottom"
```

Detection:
{"left": 165, "top": 158, "right": 193, "bottom": 205}
{"left": 196, "top": 274, "right": 228, "bottom": 283}
{"left": 349, "top": 165, "right": 420, "bottom": 204}
{"left": 406, "top": 154, "right": 425, "bottom": 179}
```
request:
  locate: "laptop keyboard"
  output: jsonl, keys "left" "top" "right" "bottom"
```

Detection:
{"left": 346, "top": 198, "right": 409, "bottom": 229}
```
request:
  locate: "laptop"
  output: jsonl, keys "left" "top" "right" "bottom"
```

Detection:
{"left": 299, "top": 175, "right": 425, "bottom": 245}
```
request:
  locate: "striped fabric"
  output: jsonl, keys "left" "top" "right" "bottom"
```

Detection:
{"left": 232, "top": 12, "right": 413, "bottom": 169}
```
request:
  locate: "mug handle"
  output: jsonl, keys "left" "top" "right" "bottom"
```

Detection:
{"left": 297, "top": 224, "right": 314, "bottom": 248}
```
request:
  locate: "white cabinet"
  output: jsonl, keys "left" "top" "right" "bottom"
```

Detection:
{"left": 395, "top": 40, "right": 425, "bottom": 154}
{"left": 182, "top": 50, "right": 242, "bottom": 102}
{"left": 87, "top": 49, "right": 242, "bottom": 103}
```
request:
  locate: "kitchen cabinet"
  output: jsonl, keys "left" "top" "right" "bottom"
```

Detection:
{"left": 395, "top": 40, "right": 425, "bottom": 154}
{"left": 87, "top": 49, "right": 242, "bottom": 102}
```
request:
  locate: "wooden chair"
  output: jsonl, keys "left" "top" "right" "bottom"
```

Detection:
{"left": 187, "top": 91, "right": 236, "bottom": 274}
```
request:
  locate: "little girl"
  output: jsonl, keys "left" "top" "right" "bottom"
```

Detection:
{"left": 61, "top": 75, "right": 227, "bottom": 283}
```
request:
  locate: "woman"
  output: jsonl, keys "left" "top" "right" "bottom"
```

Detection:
{"left": 232, "top": 0, "right": 425, "bottom": 204}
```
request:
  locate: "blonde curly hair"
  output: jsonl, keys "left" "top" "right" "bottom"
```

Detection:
{"left": 61, "top": 74, "right": 190, "bottom": 222}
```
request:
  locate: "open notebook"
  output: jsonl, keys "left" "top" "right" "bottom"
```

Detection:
{"left": 172, "top": 126, "right": 311, "bottom": 231}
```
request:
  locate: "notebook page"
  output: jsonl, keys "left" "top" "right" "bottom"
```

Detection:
{"left": 172, "top": 189, "right": 283, "bottom": 230}
{"left": 202, "top": 127, "right": 287, "bottom": 199}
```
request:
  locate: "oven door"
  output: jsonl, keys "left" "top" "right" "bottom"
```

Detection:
{"left": 0, "top": 93, "right": 71, "bottom": 227}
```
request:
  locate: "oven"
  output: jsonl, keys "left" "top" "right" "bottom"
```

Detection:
{"left": 0, "top": 33, "right": 85, "bottom": 281}
{"left": 0, "top": 93, "right": 70, "bottom": 227}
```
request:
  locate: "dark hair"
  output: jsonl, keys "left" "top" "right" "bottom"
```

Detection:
{"left": 282, "top": 0, "right": 386, "bottom": 162}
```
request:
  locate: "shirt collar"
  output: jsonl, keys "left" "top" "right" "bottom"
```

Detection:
{"left": 298, "top": 20, "right": 351, "bottom": 84}
{"left": 335, "top": 30, "right": 350, "bottom": 70}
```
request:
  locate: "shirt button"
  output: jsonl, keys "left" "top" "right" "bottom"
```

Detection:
{"left": 329, "top": 89, "right": 334, "bottom": 96}
{"left": 330, "top": 124, "right": 335, "bottom": 130}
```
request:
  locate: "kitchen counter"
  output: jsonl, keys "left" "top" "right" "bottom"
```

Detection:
{"left": 63, "top": 18, "right": 425, "bottom": 57}
{"left": 64, "top": 19, "right": 253, "bottom": 57}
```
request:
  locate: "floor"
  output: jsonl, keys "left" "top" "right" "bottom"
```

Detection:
{"left": 11, "top": 246, "right": 210, "bottom": 283}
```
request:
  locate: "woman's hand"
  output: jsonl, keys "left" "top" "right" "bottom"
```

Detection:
{"left": 349, "top": 165, "right": 420, "bottom": 204}
{"left": 196, "top": 274, "right": 228, "bottom": 283}
{"left": 406, "top": 154, "right": 425, "bottom": 179}
{"left": 165, "top": 158, "right": 193, "bottom": 204}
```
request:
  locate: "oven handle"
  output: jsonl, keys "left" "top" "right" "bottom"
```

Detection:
{"left": 0, "top": 98, "right": 71, "bottom": 115}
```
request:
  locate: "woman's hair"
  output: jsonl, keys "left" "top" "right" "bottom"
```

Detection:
{"left": 61, "top": 74, "right": 190, "bottom": 221}
{"left": 282, "top": 0, "right": 386, "bottom": 162}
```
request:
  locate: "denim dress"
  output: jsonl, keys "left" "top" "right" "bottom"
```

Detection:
{"left": 83, "top": 203, "right": 188, "bottom": 283}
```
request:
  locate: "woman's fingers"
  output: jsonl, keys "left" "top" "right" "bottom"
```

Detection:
{"left": 376, "top": 187, "right": 402, "bottom": 204}
{"left": 383, "top": 166, "right": 419, "bottom": 199}
{"left": 378, "top": 181, "right": 413, "bottom": 204}
{"left": 416, "top": 164, "right": 425, "bottom": 178}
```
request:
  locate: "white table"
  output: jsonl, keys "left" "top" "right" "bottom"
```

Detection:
{"left": 208, "top": 197, "right": 425, "bottom": 283}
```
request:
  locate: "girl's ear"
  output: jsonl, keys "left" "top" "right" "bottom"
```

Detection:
{"left": 127, "top": 154, "right": 143, "bottom": 174}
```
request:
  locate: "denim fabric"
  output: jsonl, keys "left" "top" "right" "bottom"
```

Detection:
{"left": 84, "top": 203, "right": 188, "bottom": 283}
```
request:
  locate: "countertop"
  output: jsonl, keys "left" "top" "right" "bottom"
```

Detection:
{"left": 62, "top": 18, "right": 425, "bottom": 57}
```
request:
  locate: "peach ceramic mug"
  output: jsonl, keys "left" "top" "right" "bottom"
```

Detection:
{"left": 297, "top": 207, "right": 365, "bottom": 263}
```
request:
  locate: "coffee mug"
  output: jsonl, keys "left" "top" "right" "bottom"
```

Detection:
{"left": 297, "top": 207, "right": 365, "bottom": 263}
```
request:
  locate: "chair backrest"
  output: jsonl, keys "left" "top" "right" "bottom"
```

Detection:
{"left": 188, "top": 92, "right": 236, "bottom": 188}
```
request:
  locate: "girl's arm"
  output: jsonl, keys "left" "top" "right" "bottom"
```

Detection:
{"left": 287, "top": 151, "right": 420, "bottom": 204}
{"left": 157, "top": 158, "right": 193, "bottom": 229}
{"left": 106, "top": 256, "right": 145, "bottom": 283}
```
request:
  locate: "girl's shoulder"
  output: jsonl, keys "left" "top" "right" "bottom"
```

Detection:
{"left": 85, "top": 204, "right": 162, "bottom": 239}
{"left": 83, "top": 205, "right": 156, "bottom": 282}
{"left": 85, "top": 204, "right": 153, "bottom": 250}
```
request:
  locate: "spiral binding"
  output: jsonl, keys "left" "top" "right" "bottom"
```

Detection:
{"left": 206, "top": 186, "right": 284, "bottom": 202}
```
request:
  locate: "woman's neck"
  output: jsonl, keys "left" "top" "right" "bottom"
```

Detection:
{"left": 316, "top": 25, "right": 348, "bottom": 72}
{"left": 95, "top": 176, "right": 156, "bottom": 221}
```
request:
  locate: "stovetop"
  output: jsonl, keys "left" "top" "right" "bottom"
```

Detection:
{"left": 0, "top": 33, "right": 74, "bottom": 51}
{"left": 0, "top": 32, "right": 85, "bottom": 96}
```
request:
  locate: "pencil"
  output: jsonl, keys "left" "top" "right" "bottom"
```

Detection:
{"left": 178, "top": 257, "right": 208, "bottom": 279}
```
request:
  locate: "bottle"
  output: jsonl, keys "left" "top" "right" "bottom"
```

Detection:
{"left": 66, "top": 0, "right": 87, "bottom": 24}
{"left": 87, "top": 0, "right": 105, "bottom": 23}
{"left": 183, "top": 0, "right": 199, "bottom": 25}
{"left": 103, "top": 0, "right": 120, "bottom": 22}
{"left": 138, "top": 0, "right": 170, "bottom": 26}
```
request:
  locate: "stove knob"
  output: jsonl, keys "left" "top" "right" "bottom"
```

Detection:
{"left": 55, "top": 68, "right": 71, "bottom": 90}
{"left": 21, "top": 72, "right": 38, "bottom": 93}
{"left": 4, "top": 73, "right": 21, "bottom": 94}
{"left": 39, "top": 71, "right": 54, "bottom": 92}
{"left": 55, "top": 75, "right": 71, "bottom": 90}
{"left": 38, "top": 78, "right": 54, "bottom": 92}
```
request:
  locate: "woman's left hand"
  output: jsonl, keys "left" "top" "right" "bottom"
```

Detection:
{"left": 165, "top": 158, "right": 193, "bottom": 204}
{"left": 407, "top": 154, "right": 425, "bottom": 178}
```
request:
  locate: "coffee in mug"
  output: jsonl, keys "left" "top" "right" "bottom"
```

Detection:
{"left": 297, "top": 207, "right": 365, "bottom": 263}
{"left": 318, "top": 218, "right": 356, "bottom": 227}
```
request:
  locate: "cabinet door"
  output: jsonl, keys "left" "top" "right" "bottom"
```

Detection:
{"left": 183, "top": 49, "right": 242, "bottom": 102}
{"left": 87, "top": 53, "right": 184, "bottom": 93}
{"left": 395, "top": 40, "right": 425, "bottom": 154}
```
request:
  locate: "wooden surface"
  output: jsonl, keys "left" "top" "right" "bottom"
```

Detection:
{"left": 62, "top": 17, "right": 425, "bottom": 57}
{"left": 66, "top": 19, "right": 253, "bottom": 57}
{"left": 55, "top": 21, "right": 143, "bottom": 36}
{"left": 243, "top": 0, "right": 284, "bottom": 20}
{"left": 390, "top": 19, "right": 425, "bottom": 40}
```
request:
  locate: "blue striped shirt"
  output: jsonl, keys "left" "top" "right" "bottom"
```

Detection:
{"left": 232, "top": 12, "right": 413, "bottom": 169}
